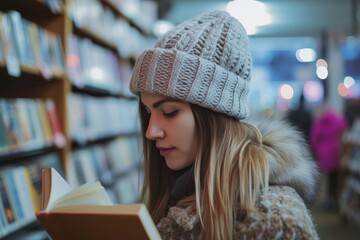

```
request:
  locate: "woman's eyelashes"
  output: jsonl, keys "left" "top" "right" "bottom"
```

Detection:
{"left": 162, "top": 109, "right": 178, "bottom": 117}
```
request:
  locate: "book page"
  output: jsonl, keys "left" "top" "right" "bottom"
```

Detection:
{"left": 46, "top": 168, "right": 113, "bottom": 211}
{"left": 46, "top": 167, "right": 73, "bottom": 211}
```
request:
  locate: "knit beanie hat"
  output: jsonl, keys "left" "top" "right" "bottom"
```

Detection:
{"left": 130, "top": 10, "right": 251, "bottom": 119}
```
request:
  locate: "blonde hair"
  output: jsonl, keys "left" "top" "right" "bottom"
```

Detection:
{"left": 139, "top": 103, "right": 269, "bottom": 240}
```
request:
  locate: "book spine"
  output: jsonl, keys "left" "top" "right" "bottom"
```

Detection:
{"left": 36, "top": 99, "right": 53, "bottom": 146}
{"left": 3, "top": 170, "right": 24, "bottom": 221}
{"left": 12, "top": 167, "right": 36, "bottom": 220}
{"left": 14, "top": 99, "right": 33, "bottom": 149}
{"left": 0, "top": 103, "right": 10, "bottom": 154}
{"left": 45, "top": 99, "right": 66, "bottom": 148}
{"left": 0, "top": 13, "right": 20, "bottom": 77}
{"left": 0, "top": 174, "right": 16, "bottom": 226}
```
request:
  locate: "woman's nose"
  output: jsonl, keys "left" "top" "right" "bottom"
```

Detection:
{"left": 145, "top": 116, "right": 165, "bottom": 140}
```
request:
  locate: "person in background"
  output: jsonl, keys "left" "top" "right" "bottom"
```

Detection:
{"left": 310, "top": 106, "right": 348, "bottom": 210}
{"left": 287, "top": 93, "right": 313, "bottom": 142}
{"left": 130, "top": 10, "right": 319, "bottom": 239}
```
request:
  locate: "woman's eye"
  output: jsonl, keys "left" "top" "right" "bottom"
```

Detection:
{"left": 163, "top": 110, "right": 178, "bottom": 117}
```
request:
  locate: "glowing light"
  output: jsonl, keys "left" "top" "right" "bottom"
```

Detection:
{"left": 295, "top": 48, "right": 317, "bottom": 62}
{"left": 304, "top": 81, "right": 323, "bottom": 102}
{"left": 226, "top": 0, "right": 271, "bottom": 35}
{"left": 344, "top": 76, "right": 355, "bottom": 88}
{"left": 66, "top": 54, "right": 80, "bottom": 67}
{"left": 279, "top": 84, "right": 294, "bottom": 100}
{"left": 316, "top": 66, "right": 328, "bottom": 79}
{"left": 153, "top": 20, "right": 175, "bottom": 37}
{"left": 338, "top": 83, "right": 349, "bottom": 97}
{"left": 277, "top": 98, "right": 290, "bottom": 111}
{"left": 316, "top": 59, "right": 328, "bottom": 68}
{"left": 121, "top": 2, "right": 140, "bottom": 17}
{"left": 90, "top": 67, "right": 104, "bottom": 81}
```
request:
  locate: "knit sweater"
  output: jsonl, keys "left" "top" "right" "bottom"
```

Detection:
{"left": 158, "top": 186, "right": 318, "bottom": 239}
{"left": 157, "top": 117, "right": 320, "bottom": 239}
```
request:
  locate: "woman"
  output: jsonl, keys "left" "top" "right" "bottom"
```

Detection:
{"left": 130, "top": 10, "right": 319, "bottom": 240}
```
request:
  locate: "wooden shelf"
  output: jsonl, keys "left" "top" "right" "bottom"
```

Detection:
{"left": 0, "top": 0, "right": 145, "bottom": 237}
{"left": 72, "top": 23, "right": 118, "bottom": 53}
{"left": 0, "top": 145, "right": 57, "bottom": 166}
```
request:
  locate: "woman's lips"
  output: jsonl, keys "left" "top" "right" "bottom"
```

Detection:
{"left": 158, "top": 147, "right": 175, "bottom": 156}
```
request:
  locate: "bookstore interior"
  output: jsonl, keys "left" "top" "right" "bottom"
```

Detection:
{"left": 0, "top": 0, "right": 360, "bottom": 239}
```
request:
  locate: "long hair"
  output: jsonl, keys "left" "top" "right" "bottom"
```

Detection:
{"left": 139, "top": 102, "right": 269, "bottom": 240}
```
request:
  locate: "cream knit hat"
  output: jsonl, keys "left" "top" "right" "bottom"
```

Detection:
{"left": 130, "top": 10, "right": 251, "bottom": 119}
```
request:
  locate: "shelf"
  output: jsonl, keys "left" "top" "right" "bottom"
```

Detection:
{"left": 0, "top": 217, "right": 39, "bottom": 239}
{"left": 0, "top": 145, "right": 57, "bottom": 166}
{"left": 71, "top": 84, "right": 121, "bottom": 97}
{"left": 0, "top": 63, "right": 65, "bottom": 81}
{"left": 102, "top": 0, "right": 152, "bottom": 37}
{"left": 0, "top": 0, "right": 146, "bottom": 237}
{"left": 0, "top": 0, "right": 64, "bottom": 20}
{"left": 71, "top": 131, "right": 137, "bottom": 149}
{"left": 72, "top": 23, "right": 118, "bottom": 53}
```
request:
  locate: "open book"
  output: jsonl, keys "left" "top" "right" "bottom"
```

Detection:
{"left": 36, "top": 168, "right": 161, "bottom": 240}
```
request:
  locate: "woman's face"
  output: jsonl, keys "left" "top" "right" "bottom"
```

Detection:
{"left": 140, "top": 92, "right": 196, "bottom": 170}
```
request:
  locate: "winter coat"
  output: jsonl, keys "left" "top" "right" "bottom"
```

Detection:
{"left": 310, "top": 108, "right": 347, "bottom": 172}
{"left": 157, "top": 117, "right": 320, "bottom": 239}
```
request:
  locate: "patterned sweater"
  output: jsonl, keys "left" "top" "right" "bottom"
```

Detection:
{"left": 157, "top": 186, "right": 318, "bottom": 239}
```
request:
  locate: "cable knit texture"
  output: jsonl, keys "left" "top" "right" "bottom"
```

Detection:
{"left": 130, "top": 11, "right": 251, "bottom": 119}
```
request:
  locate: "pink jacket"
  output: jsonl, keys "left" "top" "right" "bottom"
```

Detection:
{"left": 310, "top": 108, "right": 347, "bottom": 172}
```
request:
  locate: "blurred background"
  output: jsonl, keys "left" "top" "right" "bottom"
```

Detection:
{"left": 0, "top": 0, "right": 359, "bottom": 239}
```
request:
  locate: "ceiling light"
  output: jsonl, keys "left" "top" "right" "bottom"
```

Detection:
{"left": 226, "top": 0, "right": 271, "bottom": 35}
{"left": 153, "top": 20, "right": 175, "bottom": 38}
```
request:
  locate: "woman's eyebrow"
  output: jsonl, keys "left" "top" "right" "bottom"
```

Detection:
{"left": 151, "top": 98, "right": 183, "bottom": 109}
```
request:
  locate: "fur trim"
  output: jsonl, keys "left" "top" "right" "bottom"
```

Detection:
{"left": 249, "top": 116, "right": 320, "bottom": 202}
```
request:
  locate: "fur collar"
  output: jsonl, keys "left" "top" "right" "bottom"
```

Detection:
{"left": 248, "top": 116, "right": 320, "bottom": 202}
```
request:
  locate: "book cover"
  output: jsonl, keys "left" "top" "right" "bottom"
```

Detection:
{"left": 0, "top": 99, "right": 18, "bottom": 152}
{"left": 14, "top": 99, "right": 32, "bottom": 148}
{"left": 7, "top": 11, "right": 35, "bottom": 67}
{"left": 36, "top": 168, "right": 161, "bottom": 240}
{"left": 0, "top": 174, "right": 16, "bottom": 225}
{"left": 2, "top": 170, "right": 25, "bottom": 221}
{"left": 21, "top": 19, "right": 37, "bottom": 68}
{"left": 45, "top": 99, "right": 66, "bottom": 148}
{"left": 0, "top": 106, "right": 10, "bottom": 154}
{"left": 48, "top": 33, "right": 65, "bottom": 74}
{"left": 3, "top": 99, "right": 24, "bottom": 151}
{"left": 26, "top": 98, "right": 46, "bottom": 148}
{"left": 12, "top": 167, "right": 36, "bottom": 220}
{"left": 37, "top": 28, "right": 53, "bottom": 79}
{"left": 28, "top": 22, "right": 43, "bottom": 74}
{"left": 36, "top": 99, "right": 53, "bottom": 146}
{"left": 66, "top": 35, "right": 83, "bottom": 87}
{"left": 0, "top": 12, "right": 20, "bottom": 77}
{"left": 0, "top": 15, "right": 4, "bottom": 62}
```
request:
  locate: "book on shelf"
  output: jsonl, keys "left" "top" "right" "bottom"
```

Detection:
{"left": 7, "top": 10, "right": 35, "bottom": 68}
{"left": 0, "top": 106, "right": 10, "bottom": 154}
{"left": 45, "top": 99, "right": 66, "bottom": 148}
{"left": 0, "top": 153, "right": 63, "bottom": 238}
{"left": 0, "top": 174, "right": 16, "bottom": 226}
{"left": 0, "top": 15, "right": 3, "bottom": 61}
{"left": 0, "top": 11, "right": 20, "bottom": 77}
{"left": 36, "top": 167, "right": 161, "bottom": 240}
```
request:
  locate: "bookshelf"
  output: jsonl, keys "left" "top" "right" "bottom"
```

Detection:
{"left": 339, "top": 117, "right": 360, "bottom": 226}
{"left": 0, "top": 0, "right": 155, "bottom": 238}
